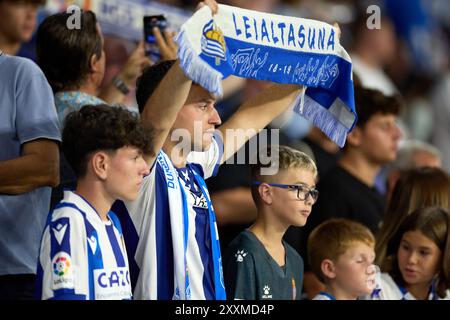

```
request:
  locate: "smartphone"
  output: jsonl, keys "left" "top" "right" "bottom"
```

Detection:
{"left": 143, "top": 15, "right": 168, "bottom": 60}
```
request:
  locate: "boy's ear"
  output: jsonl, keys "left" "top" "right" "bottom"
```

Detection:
{"left": 258, "top": 183, "right": 273, "bottom": 205}
{"left": 346, "top": 126, "right": 362, "bottom": 147}
{"left": 91, "top": 151, "right": 109, "bottom": 180}
{"left": 321, "top": 259, "right": 337, "bottom": 279}
{"left": 90, "top": 51, "right": 103, "bottom": 74}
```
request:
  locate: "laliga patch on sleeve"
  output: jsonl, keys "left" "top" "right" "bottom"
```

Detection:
{"left": 52, "top": 252, "right": 74, "bottom": 290}
{"left": 93, "top": 267, "right": 132, "bottom": 300}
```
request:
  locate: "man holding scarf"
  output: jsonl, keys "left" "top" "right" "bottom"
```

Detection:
{"left": 113, "top": 0, "right": 352, "bottom": 300}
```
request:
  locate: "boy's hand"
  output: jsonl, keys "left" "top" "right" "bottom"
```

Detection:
{"left": 333, "top": 22, "right": 341, "bottom": 40}
{"left": 153, "top": 28, "right": 178, "bottom": 61}
{"left": 117, "top": 41, "right": 151, "bottom": 87}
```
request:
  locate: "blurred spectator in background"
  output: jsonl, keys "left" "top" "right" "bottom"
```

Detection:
{"left": 37, "top": 11, "right": 107, "bottom": 122}
{"left": 385, "top": 0, "right": 448, "bottom": 77}
{"left": 0, "top": 0, "right": 44, "bottom": 56}
{"left": 375, "top": 167, "right": 450, "bottom": 271}
{"left": 297, "top": 87, "right": 403, "bottom": 299}
{"left": 0, "top": 53, "right": 60, "bottom": 300}
{"left": 37, "top": 10, "right": 150, "bottom": 122}
{"left": 430, "top": 66, "right": 450, "bottom": 174}
{"left": 36, "top": 10, "right": 151, "bottom": 209}
{"left": 222, "top": 0, "right": 280, "bottom": 13}
{"left": 386, "top": 140, "right": 442, "bottom": 201}
{"left": 350, "top": 11, "right": 398, "bottom": 96}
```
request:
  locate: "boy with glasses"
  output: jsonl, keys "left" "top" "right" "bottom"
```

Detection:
{"left": 223, "top": 145, "right": 318, "bottom": 300}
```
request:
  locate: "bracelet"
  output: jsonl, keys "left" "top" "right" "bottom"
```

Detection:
{"left": 112, "top": 76, "right": 130, "bottom": 95}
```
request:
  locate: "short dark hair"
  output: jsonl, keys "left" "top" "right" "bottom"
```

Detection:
{"left": 36, "top": 10, "right": 102, "bottom": 92}
{"left": 354, "top": 86, "right": 403, "bottom": 128}
{"left": 136, "top": 60, "right": 176, "bottom": 113}
{"left": 62, "top": 105, "right": 154, "bottom": 178}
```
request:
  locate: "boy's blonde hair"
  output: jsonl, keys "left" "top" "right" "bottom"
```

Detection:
{"left": 307, "top": 219, "right": 375, "bottom": 282}
{"left": 250, "top": 145, "right": 317, "bottom": 207}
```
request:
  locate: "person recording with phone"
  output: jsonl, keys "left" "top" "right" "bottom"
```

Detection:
{"left": 36, "top": 10, "right": 153, "bottom": 210}
{"left": 143, "top": 15, "right": 178, "bottom": 63}
{"left": 144, "top": 15, "right": 167, "bottom": 62}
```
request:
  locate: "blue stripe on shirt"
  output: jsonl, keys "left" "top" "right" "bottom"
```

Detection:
{"left": 105, "top": 223, "right": 126, "bottom": 268}
{"left": 155, "top": 164, "right": 174, "bottom": 299}
{"left": 112, "top": 201, "right": 140, "bottom": 291}
{"left": 184, "top": 165, "right": 215, "bottom": 299}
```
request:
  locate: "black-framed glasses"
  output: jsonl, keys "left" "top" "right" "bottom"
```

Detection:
{"left": 252, "top": 181, "right": 319, "bottom": 203}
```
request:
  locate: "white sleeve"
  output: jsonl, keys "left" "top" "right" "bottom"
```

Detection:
{"left": 187, "top": 135, "right": 224, "bottom": 179}
{"left": 443, "top": 290, "right": 450, "bottom": 300}
{"left": 38, "top": 207, "right": 89, "bottom": 300}
{"left": 376, "top": 273, "right": 403, "bottom": 300}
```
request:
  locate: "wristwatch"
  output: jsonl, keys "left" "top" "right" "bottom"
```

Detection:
{"left": 112, "top": 76, "right": 130, "bottom": 95}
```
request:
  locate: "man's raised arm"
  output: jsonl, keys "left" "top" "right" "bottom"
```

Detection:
{"left": 140, "top": 59, "right": 192, "bottom": 165}
{"left": 217, "top": 84, "right": 304, "bottom": 163}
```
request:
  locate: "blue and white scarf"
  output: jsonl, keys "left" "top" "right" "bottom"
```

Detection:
{"left": 156, "top": 151, "right": 226, "bottom": 300}
{"left": 175, "top": 4, "right": 356, "bottom": 147}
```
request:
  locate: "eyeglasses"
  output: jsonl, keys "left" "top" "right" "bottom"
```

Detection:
{"left": 252, "top": 181, "right": 319, "bottom": 203}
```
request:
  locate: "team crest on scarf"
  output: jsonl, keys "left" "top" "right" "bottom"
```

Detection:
{"left": 201, "top": 20, "right": 227, "bottom": 65}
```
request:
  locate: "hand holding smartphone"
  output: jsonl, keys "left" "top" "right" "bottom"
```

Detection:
{"left": 143, "top": 15, "right": 168, "bottom": 61}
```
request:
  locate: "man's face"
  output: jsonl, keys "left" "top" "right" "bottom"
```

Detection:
{"left": 359, "top": 113, "right": 402, "bottom": 165}
{"left": 171, "top": 84, "right": 221, "bottom": 152}
{"left": 0, "top": 1, "right": 40, "bottom": 43}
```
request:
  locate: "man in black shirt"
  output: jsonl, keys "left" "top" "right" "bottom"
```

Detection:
{"left": 287, "top": 87, "right": 403, "bottom": 299}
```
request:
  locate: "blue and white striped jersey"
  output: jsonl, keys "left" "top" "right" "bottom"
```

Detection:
{"left": 313, "top": 292, "right": 336, "bottom": 300}
{"left": 366, "top": 273, "right": 450, "bottom": 300}
{"left": 37, "top": 191, "right": 132, "bottom": 300}
{"left": 113, "top": 137, "right": 223, "bottom": 300}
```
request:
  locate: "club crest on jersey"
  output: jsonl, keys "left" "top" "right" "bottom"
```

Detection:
{"left": 190, "top": 192, "right": 208, "bottom": 209}
{"left": 94, "top": 267, "right": 132, "bottom": 300}
{"left": 52, "top": 252, "right": 74, "bottom": 289}
{"left": 201, "top": 20, "right": 227, "bottom": 65}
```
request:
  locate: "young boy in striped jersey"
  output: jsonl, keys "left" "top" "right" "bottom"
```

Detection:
{"left": 36, "top": 105, "right": 153, "bottom": 300}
